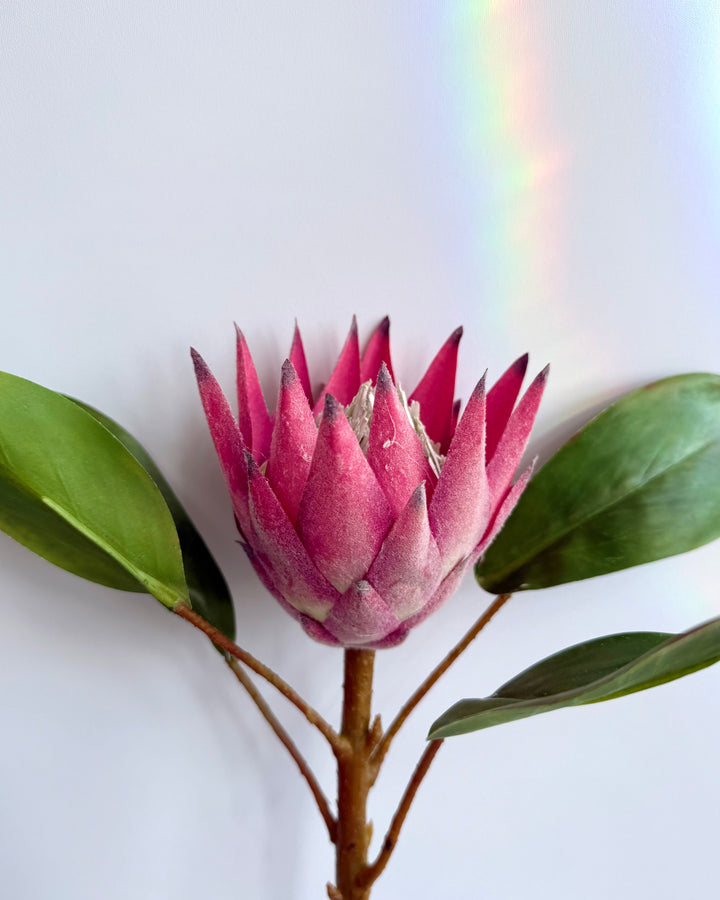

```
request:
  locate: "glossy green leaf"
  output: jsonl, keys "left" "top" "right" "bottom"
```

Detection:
{"left": 477, "top": 373, "right": 720, "bottom": 593}
{"left": 0, "top": 371, "right": 189, "bottom": 609}
{"left": 429, "top": 617, "right": 720, "bottom": 739}
{"left": 71, "top": 399, "right": 235, "bottom": 640}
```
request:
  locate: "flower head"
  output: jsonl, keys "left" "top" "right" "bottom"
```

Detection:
{"left": 193, "top": 317, "right": 547, "bottom": 649}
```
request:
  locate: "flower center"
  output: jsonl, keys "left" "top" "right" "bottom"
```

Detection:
{"left": 344, "top": 381, "right": 445, "bottom": 476}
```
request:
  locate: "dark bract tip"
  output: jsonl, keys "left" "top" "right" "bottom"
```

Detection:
{"left": 515, "top": 352, "right": 530, "bottom": 372}
{"left": 409, "top": 481, "right": 427, "bottom": 508}
{"left": 281, "top": 358, "right": 297, "bottom": 387}
{"left": 244, "top": 449, "right": 259, "bottom": 477}
{"left": 190, "top": 347, "right": 209, "bottom": 379}
{"left": 323, "top": 392, "right": 341, "bottom": 420}
{"left": 471, "top": 370, "right": 488, "bottom": 399}
{"left": 375, "top": 361, "right": 393, "bottom": 391}
{"left": 450, "top": 325, "right": 464, "bottom": 345}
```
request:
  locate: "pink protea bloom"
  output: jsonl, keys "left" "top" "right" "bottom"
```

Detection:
{"left": 192, "top": 318, "right": 547, "bottom": 649}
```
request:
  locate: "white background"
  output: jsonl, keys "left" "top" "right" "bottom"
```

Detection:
{"left": 2, "top": 3, "right": 719, "bottom": 898}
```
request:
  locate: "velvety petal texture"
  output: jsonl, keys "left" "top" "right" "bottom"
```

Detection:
{"left": 409, "top": 326, "right": 463, "bottom": 453}
{"left": 366, "top": 363, "right": 436, "bottom": 516}
{"left": 312, "top": 317, "right": 360, "bottom": 415}
{"left": 298, "top": 394, "right": 393, "bottom": 593}
{"left": 360, "top": 316, "right": 394, "bottom": 383}
{"left": 236, "top": 326, "right": 273, "bottom": 462}
{"left": 194, "top": 319, "right": 547, "bottom": 648}
{"left": 266, "top": 360, "right": 317, "bottom": 524}
{"left": 289, "top": 321, "right": 313, "bottom": 405}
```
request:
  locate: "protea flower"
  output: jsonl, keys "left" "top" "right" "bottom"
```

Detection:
{"left": 192, "top": 318, "right": 547, "bottom": 649}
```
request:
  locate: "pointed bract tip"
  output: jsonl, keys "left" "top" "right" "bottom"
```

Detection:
{"left": 190, "top": 347, "right": 210, "bottom": 378}
{"left": 244, "top": 448, "right": 259, "bottom": 477}
{"left": 289, "top": 318, "right": 301, "bottom": 340}
{"left": 378, "top": 315, "right": 390, "bottom": 335}
{"left": 349, "top": 314, "right": 358, "bottom": 335}
{"left": 471, "top": 370, "right": 488, "bottom": 399}
{"left": 450, "top": 325, "right": 464, "bottom": 345}
{"left": 409, "top": 481, "right": 428, "bottom": 508}
{"left": 323, "top": 392, "right": 341, "bottom": 420}
{"left": 538, "top": 363, "right": 550, "bottom": 381}
{"left": 281, "top": 358, "right": 297, "bottom": 387}
{"left": 292, "top": 318, "right": 304, "bottom": 343}
{"left": 375, "top": 360, "right": 393, "bottom": 391}
{"left": 514, "top": 352, "right": 530, "bottom": 372}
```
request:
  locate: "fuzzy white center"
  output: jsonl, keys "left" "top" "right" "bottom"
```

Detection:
{"left": 344, "top": 380, "right": 445, "bottom": 476}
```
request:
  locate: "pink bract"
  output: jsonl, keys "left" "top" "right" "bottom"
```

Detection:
{"left": 192, "top": 317, "right": 547, "bottom": 649}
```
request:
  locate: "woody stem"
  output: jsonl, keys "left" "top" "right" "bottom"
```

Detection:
{"left": 332, "top": 649, "right": 375, "bottom": 900}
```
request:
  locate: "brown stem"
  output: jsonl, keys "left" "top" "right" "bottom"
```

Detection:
{"left": 174, "top": 603, "right": 346, "bottom": 756}
{"left": 333, "top": 649, "right": 375, "bottom": 900}
{"left": 359, "top": 740, "right": 444, "bottom": 890}
{"left": 225, "top": 656, "right": 337, "bottom": 843}
{"left": 369, "top": 593, "right": 511, "bottom": 782}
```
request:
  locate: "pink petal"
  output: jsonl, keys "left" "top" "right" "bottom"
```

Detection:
{"left": 486, "top": 365, "right": 548, "bottom": 508}
{"left": 409, "top": 326, "right": 463, "bottom": 453}
{"left": 486, "top": 353, "right": 529, "bottom": 463}
{"left": 266, "top": 360, "right": 318, "bottom": 524}
{"left": 246, "top": 453, "right": 339, "bottom": 620}
{"left": 322, "top": 580, "right": 401, "bottom": 646}
{"left": 239, "top": 540, "right": 289, "bottom": 608}
{"left": 474, "top": 461, "right": 535, "bottom": 562}
{"left": 402, "top": 556, "right": 471, "bottom": 631}
{"left": 289, "top": 320, "right": 313, "bottom": 405}
{"left": 366, "top": 363, "right": 437, "bottom": 516}
{"left": 243, "top": 546, "right": 334, "bottom": 638}
{"left": 366, "top": 483, "right": 442, "bottom": 621}
{"left": 360, "top": 316, "right": 394, "bottom": 383}
{"left": 312, "top": 316, "right": 361, "bottom": 415}
{"left": 428, "top": 375, "right": 490, "bottom": 573}
{"left": 299, "top": 616, "right": 342, "bottom": 646}
{"left": 297, "top": 394, "right": 393, "bottom": 593}
{"left": 360, "top": 626, "right": 410, "bottom": 650}
{"left": 236, "top": 325, "right": 273, "bottom": 462}
{"left": 192, "top": 349, "right": 252, "bottom": 539}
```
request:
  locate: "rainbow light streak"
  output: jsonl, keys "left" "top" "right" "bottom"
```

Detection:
{"left": 441, "top": 1, "right": 569, "bottom": 333}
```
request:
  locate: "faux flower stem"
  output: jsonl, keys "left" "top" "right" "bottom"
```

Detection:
{"left": 334, "top": 649, "right": 376, "bottom": 900}
{"left": 225, "top": 656, "right": 337, "bottom": 842}
{"left": 369, "top": 593, "right": 511, "bottom": 782}
{"left": 358, "top": 739, "right": 444, "bottom": 890}
{"left": 174, "top": 603, "right": 347, "bottom": 756}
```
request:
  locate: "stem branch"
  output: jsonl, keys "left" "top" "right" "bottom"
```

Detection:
{"left": 370, "top": 593, "right": 511, "bottom": 781}
{"left": 226, "top": 656, "right": 336, "bottom": 843}
{"left": 175, "top": 603, "right": 346, "bottom": 756}
{"left": 359, "top": 740, "right": 444, "bottom": 889}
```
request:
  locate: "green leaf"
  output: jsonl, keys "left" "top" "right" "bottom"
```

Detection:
{"left": 71, "top": 399, "right": 235, "bottom": 640}
{"left": 476, "top": 373, "right": 720, "bottom": 593}
{"left": 428, "top": 618, "right": 720, "bottom": 739}
{"left": 0, "top": 371, "right": 189, "bottom": 609}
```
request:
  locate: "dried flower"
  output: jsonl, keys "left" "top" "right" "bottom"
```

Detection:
{"left": 192, "top": 317, "right": 547, "bottom": 648}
